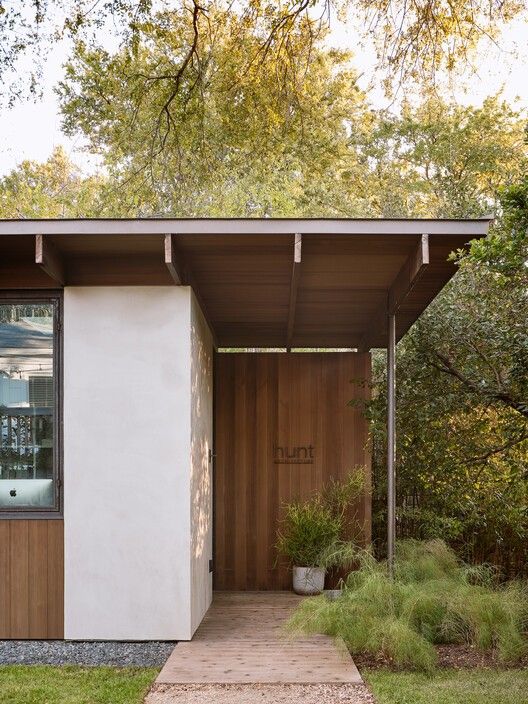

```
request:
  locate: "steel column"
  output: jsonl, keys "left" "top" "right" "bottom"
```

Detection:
{"left": 387, "top": 313, "right": 396, "bottom": 575}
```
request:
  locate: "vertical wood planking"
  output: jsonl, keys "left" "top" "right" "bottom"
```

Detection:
{"left": 276, "top": 356, "right": 290, "bottom": 587}
{"left": 216, "top": 354, "right": 233, "bottom": 588}
{"left": 0, "top": 520, "right": 64, "bottom": 638}
{"left": 0, "top": 522, "right": 10, "bottom": 635}
{"left": 267, "top": 357, "right": 280, "bottom": 589}
{"left": 234, "top": 356, "right": 248, "bottom": 589}
{"left": 47, "top": 520, "right": 64, "bottom": 638}
{"left": 9, "top": 520, "right": 29, "bottom": 638}
{"left": 245, "top": 358, "right": 257, "bottom": 589}
{"left": 28, "top": 520, "right": 48, "bottom": 637}
{"left": 214, "top": 353, "right": 371, "bottom": 591}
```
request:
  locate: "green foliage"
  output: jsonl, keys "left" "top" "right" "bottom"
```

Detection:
{"left": 2, "top": 0, "right": 526, "bottom": 108}
{"left": 366, "top": 669, "right": 528, "bottom": 704}
{"left": 276, "top": 500, "right": 342, "bottom": 568}
{"left": 276, "top": 472, "right": 365, "bottom": 568}
{"left": 57, "top": 9, "right": 370, "bottom": 217}
{"left": 0, "top": 147, "right": 108, "bottom": 218}
{"left": 365, "top": 172, "right": 528, "bottom": 574}
{"left": 321, "top": 471, "right": 366, "bottom": 522}
{"left": 362, "top": 93, "right": 528, "bottom": 218}
{"left": 287, "top": 540, "right": 528, "bottom": 671}
{"left": 8, "top": 18, "right": 528, "bottom": 222}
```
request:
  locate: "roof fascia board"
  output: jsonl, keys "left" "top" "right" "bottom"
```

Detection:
{"left": 0, "top": 218, "right": 492, "bottom": 237}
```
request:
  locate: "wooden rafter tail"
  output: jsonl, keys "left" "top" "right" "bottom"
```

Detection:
{"left": 164, "top": 234, "right": 219, "bottom": 350}
{"left": 388, "top": 233, "right": 429, "bottom": 315}
{"left": 164, "top": 234, "right": 185, "bottom": 285}
{"left": 286, "top": 233, "right": 302, "bottom": 351}
{"left": 359, "top": 234, "right": 430, "bottom": 351}
{"left": 35, "top": 235, "right": 65, "bottom": 286}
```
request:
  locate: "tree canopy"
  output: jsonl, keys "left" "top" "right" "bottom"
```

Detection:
{"left": 56, "top": 17, "right": 528, "bottom": 218}
{"left": 0, "top": 146, "right": 105, "bottom": 218}
{"left": 365, "top": 176, "right": 528, "bottom": 575}
{"left": 57, "top": 11, "right": 370, "bottom": 216}
{"left": 1, "top": 0, "right": 526, "bottom": 107}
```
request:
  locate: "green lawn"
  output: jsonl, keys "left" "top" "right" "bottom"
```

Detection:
{"left": 0, "top": 666, "right": 158, "bottom": 704}
{"left": 365, "top": 669, "right": 528, "bottom": 704}
{"left": 2, "top": 665, "right": 528, "bottom": 704}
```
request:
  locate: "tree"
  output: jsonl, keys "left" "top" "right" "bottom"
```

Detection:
{"left": 1, "top": 0, "right": 526, "bottom": 106}
{"left": 0, "top": 146, "right": 107, "bottom": 218}
{"left": 57, "top": 10, "right": 371, "bottom": 216}
{"left": 365, "top": 177, "right": 528, "bottom": 574}
{"left": 411, "top": 164, "right": 528, "bottom": 420}
{"left": 362, "top": 94, "right": 528, "bottom": 218}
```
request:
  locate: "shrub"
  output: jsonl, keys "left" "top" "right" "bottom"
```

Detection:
{"left": 276, "top": 500, "right": 342, "bottom": 567}
{"left": 276, "top": 471, "right": 365, "bottom": 568}
{"left": 286, "top": 539, "right": 528, "bottom": 671}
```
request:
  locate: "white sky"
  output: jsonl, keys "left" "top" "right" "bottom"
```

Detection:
{"left": 0, "top": 12, "right": 527, "bottom": 177}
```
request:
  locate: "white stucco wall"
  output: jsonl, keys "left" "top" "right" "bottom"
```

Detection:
{"left": 190, "top": 292, "right": 214, "bottom": 635}
{"left": 63, "top": 287, "right": 193, "bottom": 640}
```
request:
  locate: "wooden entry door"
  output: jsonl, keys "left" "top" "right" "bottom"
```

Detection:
{"left": 214, "top": 352, "right": 371, "bottom": 590}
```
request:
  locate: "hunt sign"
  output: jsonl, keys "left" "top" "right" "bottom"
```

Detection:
{"left": 273, "top": 444, "right": 315, "bottom": 464}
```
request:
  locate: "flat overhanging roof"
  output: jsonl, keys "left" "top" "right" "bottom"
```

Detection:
{"left": 0, "top": 217, "right": 491, "bottom": 349}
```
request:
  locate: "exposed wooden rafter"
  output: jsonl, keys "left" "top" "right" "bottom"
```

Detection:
{"left": 164, "top": 234, "right": 219, "bottom": 349}
{"left": 164, "top": 234, "right": 186, "bottom": 285}
{"left": 286, "top": 233, "right": 302, "bottom": 351}
{"left": 0, "top": 220, "right": 489, "bottom": 348}
{"left": 358, "top": 234, "right": 429, "bottom": 351}
{"left": 35, "top": 234, "right": 65, "bottom": 286}
{"left": 388, "top": 233, "right": 430, "bottom": 314}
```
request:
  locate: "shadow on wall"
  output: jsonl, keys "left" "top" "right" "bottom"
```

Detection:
{"left": 190, "top": 303, "right": 213, "bottom": 630}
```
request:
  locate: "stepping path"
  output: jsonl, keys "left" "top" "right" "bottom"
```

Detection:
{"left": 156, "top": 591, "right": 361, "bottom": 684}
{"left": 147, "top": 592, "right": 374, "bottom": 703}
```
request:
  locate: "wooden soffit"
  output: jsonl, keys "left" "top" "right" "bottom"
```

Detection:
{"left": 0, "top": 218, "right": 491, "bottom": 349}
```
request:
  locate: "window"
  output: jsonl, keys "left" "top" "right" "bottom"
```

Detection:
{"left": 0, "top": 294, "right": 61, "bottom": 513}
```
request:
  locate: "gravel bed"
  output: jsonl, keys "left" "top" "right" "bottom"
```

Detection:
{"left": 146, "top": 683, "right": 376, "bottom": 704}
{"left": 0, "top": 640, "right": 176, "bottom": 667}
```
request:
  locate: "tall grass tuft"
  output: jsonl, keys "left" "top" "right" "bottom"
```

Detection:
{"left": 286, "top": 539, "right": 528, "bottom": 671}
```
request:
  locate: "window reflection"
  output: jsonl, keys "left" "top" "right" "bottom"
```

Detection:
{"left": 0, "top": 302, "right": 56, "bottom": 510}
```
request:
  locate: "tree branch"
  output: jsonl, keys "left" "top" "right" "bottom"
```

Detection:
{"left": 432, "top": 351, "right": 528, "bottom": 419}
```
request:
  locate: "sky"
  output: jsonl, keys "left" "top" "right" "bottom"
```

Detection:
{"left": 0, "top": 12, "right": 527, "bottom": 177}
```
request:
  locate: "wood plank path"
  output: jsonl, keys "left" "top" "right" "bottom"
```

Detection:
{"left": 156, "top": 592, "right": 362, "bottom": 685}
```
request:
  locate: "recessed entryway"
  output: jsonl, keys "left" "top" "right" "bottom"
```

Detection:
{"left": 213, "top": 352, "right": 371, "bottom": 591}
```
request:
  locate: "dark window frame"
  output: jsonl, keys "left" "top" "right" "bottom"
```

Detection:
{"left": 0, "top": 290, "right": 63, "bottom": 519}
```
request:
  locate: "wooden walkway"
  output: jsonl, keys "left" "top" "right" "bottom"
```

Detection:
{"left": 156, "top": 592, "right": 362, "bottom": 685}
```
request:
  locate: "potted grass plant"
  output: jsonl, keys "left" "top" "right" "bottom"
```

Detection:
{"left": 276, "top": 472, "right": 364, "bottom": 595}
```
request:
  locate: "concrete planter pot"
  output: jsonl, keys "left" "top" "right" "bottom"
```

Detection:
{"left": 292, "top": 566, "right": 325, "bottom": 595}
{"left": 323, "top": 588, "right": 343, "bottom": 601}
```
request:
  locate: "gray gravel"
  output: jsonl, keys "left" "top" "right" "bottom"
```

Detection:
{"left": 0, "top": 640, "right": 176, "bottom": 667}
{"left": 146, "top": 683, "right": 376, "bottom": 704}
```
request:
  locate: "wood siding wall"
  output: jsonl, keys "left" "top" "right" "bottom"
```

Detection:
{"left": 214, "top": 353, "right": 371, "bottom": 590}
{"left": 0, "top": 520, "right": 64, "bottom": 638}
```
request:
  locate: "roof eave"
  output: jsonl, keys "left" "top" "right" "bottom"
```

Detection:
{"left": 0, "top": 217, "right": 492, "bottom": 237}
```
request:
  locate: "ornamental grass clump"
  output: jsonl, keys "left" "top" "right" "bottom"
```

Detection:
{"left": 276, "top": 472, "right": 365, "bottom": 569}
{"left": 286, "top": 539, "right": 528, "bottom": 671}
{"left": 276, "top": 500, "right": 342, "bottom": 568}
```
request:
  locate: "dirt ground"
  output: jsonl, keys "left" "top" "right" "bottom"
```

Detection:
{"left": 353, "top": 644, "right": 528, "bottom": 671}
{"left": 146, "top": 683, "right": 376, "bottom": 704}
